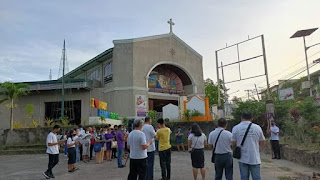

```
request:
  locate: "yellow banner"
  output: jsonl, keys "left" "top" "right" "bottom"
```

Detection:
{"left": 91, "top": 98, "right": 107, "bottom": 110}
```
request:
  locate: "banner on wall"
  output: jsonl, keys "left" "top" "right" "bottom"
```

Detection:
{"left": 136, "top": 95, "right": 147, "bottom": 117}
{"left": 279, "top": 88, "right": 294, "bottom": 101}
{"left": 91, "top": 98, "right": 107, "bottom": 110}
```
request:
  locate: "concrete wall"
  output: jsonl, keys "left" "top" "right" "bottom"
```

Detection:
{"left": 265, "top": 142, "right": 320, "bottom": 168}
{"left": 131, "top": 34, "right": 204, "bottom": 95}
{"left": 0, "top": 89, "right": 91, "bottom": 130}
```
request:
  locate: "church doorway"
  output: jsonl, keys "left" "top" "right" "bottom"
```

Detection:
{"left": 148, "top": 98, "right": 178, "bottom": 118}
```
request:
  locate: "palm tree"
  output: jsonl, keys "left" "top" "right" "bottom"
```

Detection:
{"left": 0, "top": 82, "right": 30, "bottom": 130}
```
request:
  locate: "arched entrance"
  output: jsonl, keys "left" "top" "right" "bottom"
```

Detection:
{"left": 146, "top": 62, "right": 194, "bottom": 117}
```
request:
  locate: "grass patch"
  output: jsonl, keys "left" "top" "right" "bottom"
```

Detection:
{"left": 261, "top": 158, "right": 273, "bottom": 163}
{"left": 279, "top": 166, "right": 292, "bottom": 172}
{"left": 278, "top": 176, "right": 293, "bottom": 180}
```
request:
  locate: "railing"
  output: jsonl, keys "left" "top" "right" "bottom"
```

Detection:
{"left": 148, "top": 88, "right": 184, "bottom": 95}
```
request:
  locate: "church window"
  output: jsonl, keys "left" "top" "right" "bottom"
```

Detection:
{"left": 89, "top": 69, "right": 100, "bottom": 80}
{"left": 104, "top": 62, "right": 113, "bottom": 84}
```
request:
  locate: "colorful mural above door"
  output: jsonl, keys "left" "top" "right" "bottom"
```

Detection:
{"left": 148, "top": 71, "right": 183, "bottom": 90}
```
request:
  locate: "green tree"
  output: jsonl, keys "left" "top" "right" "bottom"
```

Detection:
{"left": 24, "top": 104, "right": 34, "bottom": 127}
{"left": 204, "top": 78, "right": 224, "bottom": 107}
{"left": 0, "top": 82, "right": 30, "bottom": 130}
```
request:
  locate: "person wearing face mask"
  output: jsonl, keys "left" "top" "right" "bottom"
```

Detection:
{"left": 67, "top": 129, "right": 79, "bottom": 172}
{"left": 104, "top": 127, "right": 114, "bottom": 161}
{"left": 116, "top": 125, "right": 125, "bottom": 168}
{"left": 175, "top": 126, "right": 185, "bottom": 152}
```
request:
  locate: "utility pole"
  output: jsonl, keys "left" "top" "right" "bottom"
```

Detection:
{"left": 254, "top": 84, "right": 260, "bottom": 101}
{"left": 61, "top": 40, "right": 66, "bottom": 119}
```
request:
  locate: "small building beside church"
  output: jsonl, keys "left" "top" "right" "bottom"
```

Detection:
{"left": 0, "top": 32, "right": 205, "bottom": 129}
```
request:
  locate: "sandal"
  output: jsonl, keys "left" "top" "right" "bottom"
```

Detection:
{"left": 68, "top": 169, "right": 75, "bottom": 173}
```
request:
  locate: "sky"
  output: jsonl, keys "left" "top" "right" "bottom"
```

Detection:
{"left": 1, "top": 0, "right": 320, "bottom": 99}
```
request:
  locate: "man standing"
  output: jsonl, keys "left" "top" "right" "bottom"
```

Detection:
{"left": 232, "top": 111, "right": 265, "bottom": 180}
{"left": 116, "top": 125, "right": 125, "bottom": 168}
{"left": 208, "top": 118, "right": 233, "bottom": 180}
{"left": 127, "top": 119, "right": 153, "bottom": 180}
{"left": 43, "top": 125, "right": 64, "bottom": 179}
{"left": 269, "top": 121, "right": 280, "bottom": 159}
{"left": 142, "top": 117, "right": 156, "bottom": 180}
{"left": 112, "top": 125, "right": 118, "bottom": 159}
{"left": 155, "top": 118, "right": 171, "bottom": 180}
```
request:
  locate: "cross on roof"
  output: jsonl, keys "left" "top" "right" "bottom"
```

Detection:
{"left": 167, "top": 18, "right": 175, "bottom": 33}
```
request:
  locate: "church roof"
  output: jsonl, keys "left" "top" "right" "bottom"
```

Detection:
{"left": 63, "top": 47, "right": 113, "bottom": 79}
{"left": 113, "top": 33, "right": 202, "bottom": 59}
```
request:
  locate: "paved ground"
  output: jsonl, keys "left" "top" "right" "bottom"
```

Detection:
{"left": 0, "top": 151, "right": 318, "bottom": 180}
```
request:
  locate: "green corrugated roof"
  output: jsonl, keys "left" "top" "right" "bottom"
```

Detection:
{"left": 25, "top": 79, "right": 92, "bottom": 85}
{"left": 62, "top": 47, "right": 113, "bottom": 79}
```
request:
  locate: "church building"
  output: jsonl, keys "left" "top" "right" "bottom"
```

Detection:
{"left": 0, "top": 22, "right": 205, "bottom": 129}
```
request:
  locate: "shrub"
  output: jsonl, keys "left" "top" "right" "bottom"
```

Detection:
{"left": 122, "top": 116, "right": 128, "bottom": 126}
{"left": 13, "top": 121, "right": 23, "bottom": 129}
{"left": 183, "top": 109, "right": 191, "bottom": 122}
{"left": 190, "top": 109, "right": 202, "bottom": 117}
{"left": 44, "top": 118, "right": 54, "bottom": 127}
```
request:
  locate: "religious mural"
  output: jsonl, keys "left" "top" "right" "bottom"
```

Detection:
{"left": 148, "top": 69, "right": 183, "bottom": 90}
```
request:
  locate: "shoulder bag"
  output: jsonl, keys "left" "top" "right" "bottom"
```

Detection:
{"left": 211, "top": 130, "right": 224, "bottom": 163}
{"left": 233, "top": 123, "right": 252, "bottom": 159}
{"left": 188, "top": 136, "right": 200, "bottom": 153}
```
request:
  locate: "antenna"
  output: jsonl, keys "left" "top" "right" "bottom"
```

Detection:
{"left": 49, "top": 69, "right": 52, "bottom": 80}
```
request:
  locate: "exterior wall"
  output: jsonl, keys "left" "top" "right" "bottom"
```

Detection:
{"left": 113, "top": 43, "right": 133, "bottom": 88}
{"left": 130, "top": 35, "right": 204, "bottom": 95}
{"left": 0, "top": 89, "right": 91, "bottom": 130}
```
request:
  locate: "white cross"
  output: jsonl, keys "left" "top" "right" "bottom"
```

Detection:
{"left": 167, "top": 18, "right": 175, "bottom": 33}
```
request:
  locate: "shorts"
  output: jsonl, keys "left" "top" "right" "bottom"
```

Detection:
{"left": 68, "top": 147, "right": 76, "bottom": 164}
{"left": 191, "top": 149, "right": 204, "bottom": 168}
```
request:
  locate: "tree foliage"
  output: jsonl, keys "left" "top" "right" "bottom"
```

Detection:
{"left": 204, "top": 78, "right": 224, "bottom": 107}
{"left": 0, "top": 82, "right": 30, "bottom": 130}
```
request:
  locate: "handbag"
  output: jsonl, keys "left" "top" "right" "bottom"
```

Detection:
{"left": 111, "top": 141, "right": 118, "bottom": 149}
{"left": 211, "top": 130, "right": 224, "bottom": 163}
{"left": 93, "top": 142, "right": 102, "bottom": 152}
{"left": 233, "top": 123, "right": 252, "bottom": 159}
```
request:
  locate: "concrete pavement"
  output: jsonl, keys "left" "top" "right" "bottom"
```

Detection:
{"left": 0, "top": 151, "right": 317, "bottom": 180}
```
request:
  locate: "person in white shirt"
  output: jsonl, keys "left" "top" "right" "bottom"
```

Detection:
{"left": 142, "top": 117, "right": 156, "bottom": 180}
{"left": 127, "top": 119, "right": 153, "bottom": 180}
{"left": 67, "top": 129, "right": 80, "bottom": 172}
{"left": 188, "top": 123, "right": 207, "bottom": 180}
{"left": 208, "top": 118, "right": 233, "bottom": 180}
{"left": 231, "top": 111, "right": 265, "bottom": 180}
{"left": 269, "top": 121, "right": 280, "bottom": 159}
{"left": 43, "top": 125, "right": 64, "bottom": 179}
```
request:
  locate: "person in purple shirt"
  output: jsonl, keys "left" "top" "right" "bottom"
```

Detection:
{"left": 116, "top": 125, "right": 125, "bottom": 168}
{"left": 186, "top": 128, "right": 191, "bottom": 138}
{"left": 104, "top": 127, "right": 114, "bottom": 161}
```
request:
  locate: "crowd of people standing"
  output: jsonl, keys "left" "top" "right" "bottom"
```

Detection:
{"left": 44, "top": 110, "right": 280, "bottom": 180}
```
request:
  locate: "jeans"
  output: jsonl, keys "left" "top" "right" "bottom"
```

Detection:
{"left": 155, "top": 140, "right": 159, "bottom": 153}
{"left": 239, "top": 162, "right": 261, "bottom": 180}
{"left": 146, "top": 151, "right": 155, "bottom": 180}
{"left": 214, "top": 153, "right": 233, "bottom": 180}
{"left": 117, "top": 148, "right": 124, "bottom": 167}
{"left": 46, "top": 154, "right": 59, "bottom": 175}
{"left": 75, "top": 145, "right": 80, "bottom": 163}
{"left": 128, "top": 158, "right": 147, "bottom": 180}
{"left": 271, "top": 140, "right": 281, "bottom": 158}
{"left": 159, "top": 148, "right": 171, "bottom": 180}
{"left": 64, "top": 142, "right": 68, "bottom": 156}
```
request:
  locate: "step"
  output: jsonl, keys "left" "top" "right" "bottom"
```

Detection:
{"left": 0, "top": 149, "right": 46, "bottom": 155}
{"left": 2, "top": 144, "right": 46, "bottom": 150}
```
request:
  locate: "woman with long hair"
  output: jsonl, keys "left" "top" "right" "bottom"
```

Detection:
{"left": 67, "top": 129, "right": 79, "bottom": 172}
{"left": 188, "top": 123, "right": 207, "bottom": 180}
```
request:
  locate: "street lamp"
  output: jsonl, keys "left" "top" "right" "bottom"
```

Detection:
{"left": 291, "top": 27, "right": 319, "bottom": 96}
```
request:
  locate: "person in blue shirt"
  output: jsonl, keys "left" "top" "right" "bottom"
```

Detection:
{"left": 175, "top": 126, "right": 185, "bottom": 152}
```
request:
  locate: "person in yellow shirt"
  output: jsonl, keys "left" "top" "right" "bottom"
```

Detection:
{"left": 155, "top": 118, "right": 171, "bottom": 180}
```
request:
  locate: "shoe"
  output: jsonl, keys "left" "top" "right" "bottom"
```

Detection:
{"left": 277, "top": 157, "right": 281, "bottom": 159}
{"left": 42, "top": 172, "right": 50, "bottom": 179}
{"left": 121, "top": 165, "right": 126, "bottom": 167}
{"left": 272, "top": 157, "right": 277, "bottom": 159}
{"left": 118, "top": 165, "right": 124, "bottom": 168}
{"left": 49, "top": 174, "right": 55, "bottom": 178}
